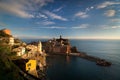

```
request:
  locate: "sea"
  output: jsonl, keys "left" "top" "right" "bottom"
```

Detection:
{"left": 22, "top": 39, "right": 120, "bottom": 80}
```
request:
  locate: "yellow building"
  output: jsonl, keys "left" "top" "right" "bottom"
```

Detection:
{"left": 26, "top": 60, "right": 38, "bottom": 77}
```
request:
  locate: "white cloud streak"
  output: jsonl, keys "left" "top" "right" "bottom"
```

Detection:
{"left": 0, "top": 0, "right": 53, "bottom": 18}
{"left": 36, "top": 13, "right": 48, "bottom": 19}
{"left": 85, "top": 6, "right": 94, "bottom": 12}
{"left": 102, "top": 25, "right": 120, "bottom": 29}
{"left": 72, "top": 24, "right": 89, "bottom": 29}
{"left": 42, "top": 21, "right": 55, "bottom": 25}
{"left": 104, "top": 10, "right": 116, "bottom": 17}
{"left": 97, "top": 1, "right": 120, "bottom": 9}
{"left": 40, "top": 26, "right": 66, "bottom": 29}
{"left": 75, "top": 11, "right": 89, "bottom": 18}
{"left": 53, "top": 6, "right": 64, "bottom": 12}
{"left": 36, "top": 21, "right": 55, "bottom": 25}
{"left": 44, "top": 10, "right": 68, "bottom": 21}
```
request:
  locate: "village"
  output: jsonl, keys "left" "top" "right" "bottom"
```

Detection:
{"left": 0, "top": 28, "right": 112, "bottom": 80}
{"left": 0, "top": 29, "right": 47, "bottom": 79}
{"left": 0, "top": 28, "right": 75, "bottom": 79}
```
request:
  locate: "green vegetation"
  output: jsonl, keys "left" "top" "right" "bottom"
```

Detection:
{"left": 0, "top": 42, "right": 24, "bottom": 80}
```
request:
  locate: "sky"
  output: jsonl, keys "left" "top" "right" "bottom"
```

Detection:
{"left": 0, "top": 0, "right": 120, "bottom": 39}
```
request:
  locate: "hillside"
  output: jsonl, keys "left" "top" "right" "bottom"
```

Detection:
{"left": 0, "top": 29, "right": 24, "bottom": 80}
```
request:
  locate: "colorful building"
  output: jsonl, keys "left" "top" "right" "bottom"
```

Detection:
{"left": 26, "top": 60, "right": 38, "bottom": 77}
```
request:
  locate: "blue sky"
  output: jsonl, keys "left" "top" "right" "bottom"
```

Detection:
{"left": 0, "top": 0, "right": 120, "bottom": 39}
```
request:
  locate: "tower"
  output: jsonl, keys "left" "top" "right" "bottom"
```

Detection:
{"left": 37, "top": 41, "right": 42, "bottom": 53}
{"left": 60, "top": 35, "right": 62, "bottom": 39}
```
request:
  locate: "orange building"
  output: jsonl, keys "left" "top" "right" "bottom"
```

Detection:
{"left": 2, "top": 29, "right": 11, "bottom": 35}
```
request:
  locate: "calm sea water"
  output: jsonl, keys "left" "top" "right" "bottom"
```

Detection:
{"left": 22, "top": 39, "right": 120, "bottom": 80}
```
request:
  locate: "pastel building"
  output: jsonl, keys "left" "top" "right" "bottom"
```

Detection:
{"left": 26, "top": 60, "right": 38, "bottom": 77}
{"left": 9, "top": 37, "right": 14, "bottom": 45}
{"left": 13, "top": 46, "right": 25, "bottom": 56}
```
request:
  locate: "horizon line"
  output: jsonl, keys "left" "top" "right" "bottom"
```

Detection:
{"left": 18, "top": 37, "right": 120, "bottom": 40}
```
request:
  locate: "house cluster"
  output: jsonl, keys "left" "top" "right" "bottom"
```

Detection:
{"left": 44, "top": 35, "right": 71, "bottom": 54}
{"left": 0, "top": 29, "right": 46, "bottom": 75}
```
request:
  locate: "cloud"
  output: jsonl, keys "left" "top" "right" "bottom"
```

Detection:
{"left": 36, "top": 21, "right": 55, "bottom": 25}
{"left": 104, "top": 10, "right": 116, "bottom": 17}
{"left": 42, "top": 21, "right": 55, "bottom": 25}
{"left": 36, "top": 13, "right": 48, "bottom": 19}
{"left": 43, "top": 10, "right": 68, "bottom": 21}
{"left": 102, "top": 25, "right": 120, "bottom": 29}
{"left": 0, "top": 2, "right": 33, "bottom": 18}
{"left": 33, "top": 0, "right": 54, "bottom": 7}
{"left": 72, "top": 24, "right": 89, "bottom": 29}
{"left": 40, "top": 26, "right": 66, "bottom": 29}
{"left": 0, "top": 0, "right": 53, "bottom": 18}
{"left": 53, "top": 6, "right": 64, "bottom": 12}
{"left": 15, "top": 34, "right": 51, "bottom": 39}
{"left": 110, "top": 19, "right": 120, "bottom": 22}
{"left": 97, "top": 1, "right": 120, "bottom": 9}
{"left": 75, "top": 11, "right": 89, "bottom": 18}
{"left": 111, "top": 26, "right": 120, "bottom": 29}
{"left": 85, "top": 6, "right": 94, "bottom": 12}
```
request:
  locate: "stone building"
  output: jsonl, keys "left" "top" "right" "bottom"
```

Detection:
{"left": 45, "top": 35, "right": 71, "bottom": 54}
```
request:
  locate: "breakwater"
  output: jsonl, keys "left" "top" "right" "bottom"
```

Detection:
{"left": 48, "top": 52, "right": 112, "bottom": 67}
{"left": 69, "top": 52, "right": 111, "bottom": 66}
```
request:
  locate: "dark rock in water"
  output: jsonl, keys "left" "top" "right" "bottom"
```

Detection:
{"left": 96, "top": 60, "right": 111, "bottom": 67}
{"left": 73, "top": 52, "right": 112, "bottom": 67}
{"left": 71, "top": 46, "right": 79, "bottom": 53}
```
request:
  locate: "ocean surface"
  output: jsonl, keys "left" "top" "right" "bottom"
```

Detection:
{"left": 22, "top": 39, "right": 120, "bottom": 80}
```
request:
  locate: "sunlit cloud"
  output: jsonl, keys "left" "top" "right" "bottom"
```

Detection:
{"left": 111, "top": 26, "right": 120, "bottom": 29}
{"left": 104, "top": 10, "right": 116, "bottom": 17}
{"left": 75, "top": 11, "right": 89, "bottom": 18}
{"left": 97, "top": 1, "right": 120, "bottom": 9}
